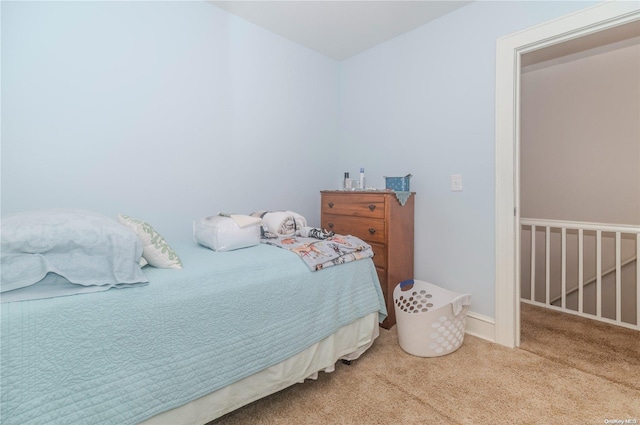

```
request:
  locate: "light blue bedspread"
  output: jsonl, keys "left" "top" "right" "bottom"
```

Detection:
{"left": 1, "top": 242, "right": 386, "bottom": 425}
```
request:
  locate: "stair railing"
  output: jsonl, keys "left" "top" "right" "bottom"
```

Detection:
{"left": 520, "top": 218, "right": 639, "bottom": 331}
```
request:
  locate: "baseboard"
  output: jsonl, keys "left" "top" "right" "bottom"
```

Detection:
{"left": 465, "top": 311, "right": 495, "bottom": 343}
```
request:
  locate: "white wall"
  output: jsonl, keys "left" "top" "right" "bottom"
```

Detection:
{"left": 1, "top": 0, "right": 601, "bottom": 321}
{"left": 338, "top": 0, "right": 596, "bottom": 317}
{"left": 1, "top": 1, "right": 340, "bottom": 241}
{"left": 521, "top": 37, "right": 640, "bottom": 225}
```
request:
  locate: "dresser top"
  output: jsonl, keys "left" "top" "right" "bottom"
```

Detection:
{"left": 320, "top": 190, "right": 415, "bottom": 194}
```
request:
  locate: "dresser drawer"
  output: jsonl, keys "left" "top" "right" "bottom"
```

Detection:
{"left": 321, "top": 194, "right": 385, "bottom": 219}
{"left": 322, "top": 214, "right": 385, "bottom": 244}
{"left": 369, "top": 241, "right": 386, "bottom": 270}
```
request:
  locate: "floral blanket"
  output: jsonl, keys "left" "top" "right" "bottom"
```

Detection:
{"left": 262, "top": 234, "right": 374, "bottom": 271}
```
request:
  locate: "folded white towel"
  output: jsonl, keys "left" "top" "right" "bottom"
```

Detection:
{"left": 451, "top": 293, "right": 471, "bottom": 316}
{"left": 229, "top": 214, "right": 262, "bottom": 228}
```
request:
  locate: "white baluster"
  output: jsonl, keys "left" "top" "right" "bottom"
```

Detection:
{"left": 596, "top": 230, "right": 602, "bottom": 318}
{"left": 616, "top": 232, "right": 621, "bottom": 322}
{"left": 578, "top": 229, "right": 583, "bottom": 314}
{"left": 561, "top": 227, "right": 566, "bottom": 309}
{"left": 530, "top": 225, "right": 536, "bottom": 302}
{"left": 546, "top": 226, "right": 550, "bottom": 306}
{"left": 637, "top": 234, "right": 639, "bottom": 328}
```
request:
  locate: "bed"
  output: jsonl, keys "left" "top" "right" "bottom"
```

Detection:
{"left": 0, "top": 210, "right": 386, "bottom": 425}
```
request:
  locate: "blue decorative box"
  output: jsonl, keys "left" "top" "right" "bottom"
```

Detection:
{"left": 384, "top": 174, "right": 412, "bottom": 191}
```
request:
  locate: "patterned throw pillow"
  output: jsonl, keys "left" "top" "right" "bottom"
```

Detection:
{"left": 118, "top": 214, "right": 182, "bottom": 269}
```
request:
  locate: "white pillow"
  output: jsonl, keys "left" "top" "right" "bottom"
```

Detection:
{"left": 1, "top": 209, "right": 149, "bottom": 294}
{"left": 118, "top": 214, "right": 182, "bottom": 269}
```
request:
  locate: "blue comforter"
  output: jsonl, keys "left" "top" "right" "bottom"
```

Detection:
{"left": 1, "top": 242, "right": 386, "bottom": 425}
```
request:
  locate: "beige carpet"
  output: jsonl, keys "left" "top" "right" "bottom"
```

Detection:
{"left": 211, "top": 304, "right": 639, "bottom": 424}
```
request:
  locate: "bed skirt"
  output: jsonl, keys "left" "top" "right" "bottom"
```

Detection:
{"left": 141, "top": 312, "right": 379, "bottom": 425}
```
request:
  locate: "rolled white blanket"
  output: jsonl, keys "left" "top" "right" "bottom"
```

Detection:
{"left": 251, "top": 211, "right": 307, "bottom": 236}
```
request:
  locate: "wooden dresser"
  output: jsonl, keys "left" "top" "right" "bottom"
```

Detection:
{"left": 320, "top": 190, "right": 415, "bottom": 329}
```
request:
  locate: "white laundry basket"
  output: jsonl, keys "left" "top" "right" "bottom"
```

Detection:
{"left": 393, "top": 279, "right": 471, "bottom": 357}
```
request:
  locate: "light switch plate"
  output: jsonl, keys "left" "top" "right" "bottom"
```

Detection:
{"left": 451, "top": 174, "right": 463, "bottom": 192}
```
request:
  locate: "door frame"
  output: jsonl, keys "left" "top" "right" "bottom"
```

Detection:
{"left": 494, "top": 1, "right": 640, "bottom": 348}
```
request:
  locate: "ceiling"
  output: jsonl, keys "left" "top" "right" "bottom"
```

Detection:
{"left": 211, "top": 1, "right": 473, "bottom": 61}
{"left": 210, "top": 1, "right": 639, "bottom": 63}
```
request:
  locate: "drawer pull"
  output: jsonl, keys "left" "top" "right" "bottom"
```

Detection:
{"left": 368, "top": 204, "right": 376, "bottom": 211}
{"left": 368, "top": 228, "right": 376, "bottom": 234}
{"left": 328, "top": 202, "right": 334, "bottom": 208}
{"left": 328, "top": 223, "right": 334, "bottom": 229}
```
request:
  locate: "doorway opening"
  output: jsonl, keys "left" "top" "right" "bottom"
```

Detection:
{"left": 494, "top": 2, "right": 640, "bottom": 348}
{"left": 519, "top": 22, "right": 640, "bottom": 332}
